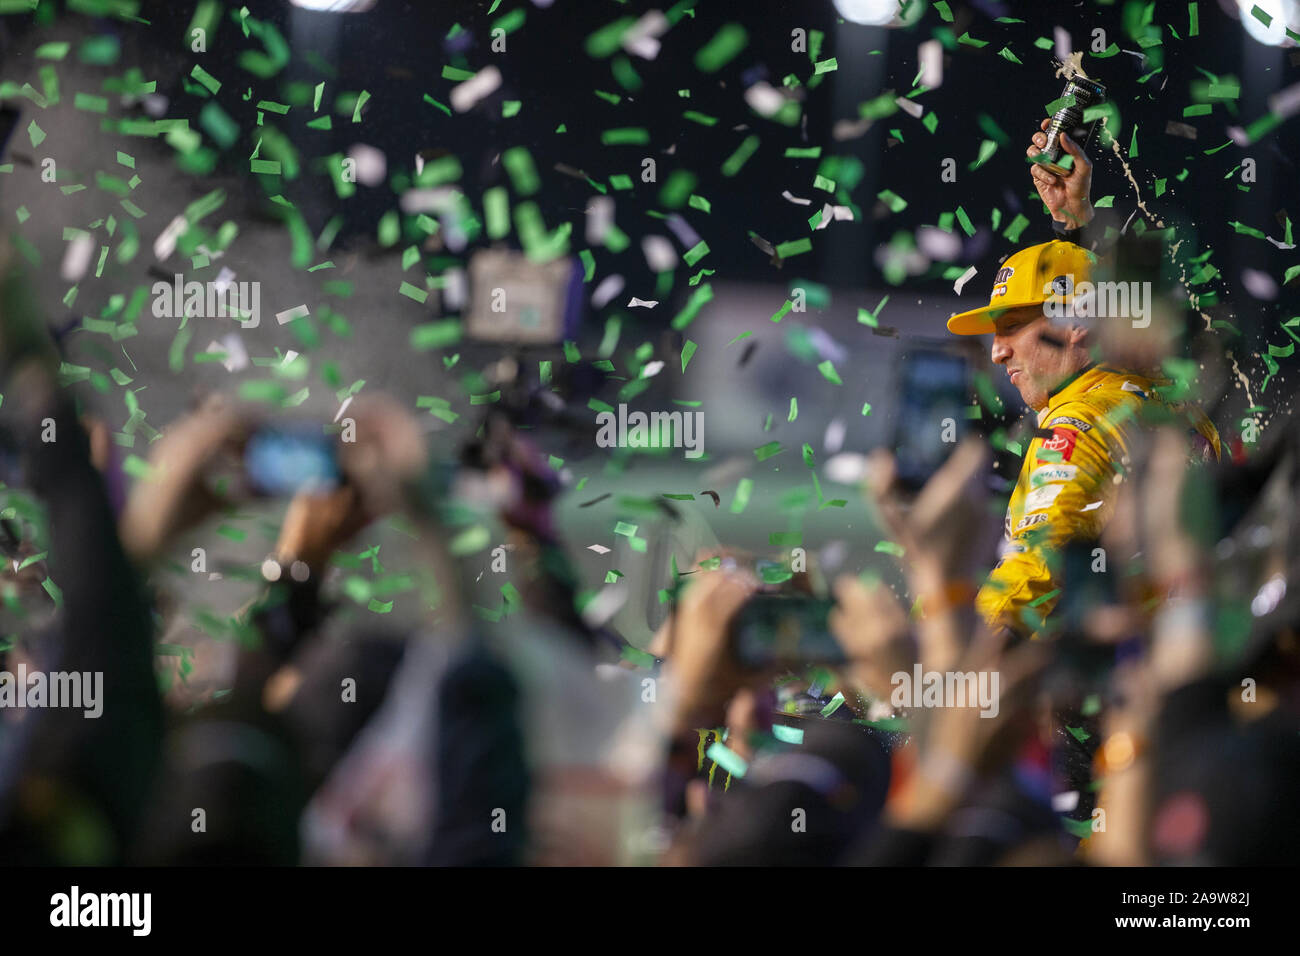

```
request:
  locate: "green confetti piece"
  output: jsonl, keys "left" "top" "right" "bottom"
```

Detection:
{"left": 621, "top": 645, "right": 656, "bottom": 669}
{"left": 998, "top": 46, "right": 1022, "bottom": 65}
{"left": 27, "top": 120, "right": 45, "bottom": 148}
{"left": 956, "top": 206, "right": 975, "bottom": 236}
{"left": 754, "top": 441, "right": 783, "bottom": 462}
{"left": 352, "top": 89, "right": 370, "bottom": 123}
{"left": 682, "top": 110, "right": 717, "bottom": 126}
{"left": 683, "top": 240, "right": 710, "bottom": 266}
{"left": 601, "top": 127, "right": 649, "bottom": 145}
{"left": 820, "top": 692, "right": 845, "bottom": 718}
{"left": 775, "top": 238, "right": 812, "bottom": 258}
{"left": 874, "top": 540, "right": 905, "bottom": 557}
{"left": 817, "top": 360, "right": 842, "bottom": 385}
{"left": 191, "top": 64, "right": 221, "bottom": 95}
{"left": 681, "top": 339, "right": 698, "bottom": 372}
{"left": 1189, "top": 2, "right": 1199, "bottom": 36}
{"left": 721, "top": 135, "right": 759, "bottom": 176}
{"left": 705, "top": 741, "right": 748, "bottom": 778}
{"left": 731, "top": 478, "right": 753, "bottom": 514}
{"left": 921, "top": 111, "right": 938, "bottom": 134}
{"left": 410, "top": 320, "right": 462, "bottom": 351}
{"left": 502, "top": 146, "right": 540, "bottom": 195}
{"left": 957, "top": 32, "right": 989, "bottom": 48}
{"left": 813, "top": 57, "right": 838, "bottom": 74}
{"left": 934, "top": 0, "right": 954, "bottom": 21}
{"left": 772, "top": 724, "right": 804, "bottom": 745}
{"left": 771, "top": 299, "right": 793, "bottom": 323}
{"left": 971, "top": 138, "right": 998, "bottom": 170}
{"left": 671, "top": 283, "right": 713, "bottom": 330}
{"left": 1003, "top": 213, "right": 1030, "bottom": 242}
{"left": 35, "top": 41, "right": 70, "bottom": 60}
{"left": 861, "top": 403, "right": 872, "bottom": 416}
{"left": 694, "top": 23, "right": 748, "bottom": 73}
{"left": 398, "top": 281, "right": 429, "bottom": 304}
{"left": 74, "top": 92, "right": 108, "bottom": 113}
{"left": 250, "top": 159, "right": 281, "bottom": 175}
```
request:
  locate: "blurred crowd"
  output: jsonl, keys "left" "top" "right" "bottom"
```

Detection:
{"left": 0, "top": 224, "right": 1297, "bottom": 868}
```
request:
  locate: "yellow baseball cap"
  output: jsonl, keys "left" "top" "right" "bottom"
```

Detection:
{"left": 947, "top": 240, "right": 1098, "bottom": 335}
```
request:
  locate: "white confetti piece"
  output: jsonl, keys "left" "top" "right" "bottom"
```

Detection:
{"left": 276, "top": 304, "right": 310, "bottom": 325}
{"left": 1053, "top": 26, "right": 1072, "bottom": 62}
{"left": 919, "top": 39, "right": 943, "bottom": 89}
{"left": 346, "top": 144, "right": 387, "bottom": 187}
{"left": 627, "top": 297, "right": 659, "bottom": 308}
{"left": 894, "top": 97, "right": 923, "bottom": 119}
{"left": 591, "top": 274, "right": 624, "bottom": 309}
{"left": 211, "top": 266, "right": 237, "bottom": 293}
{"left": 153, "top": 214, "right": 188, "bottom": 261}
{"left": 640, "top": 360, "right": 664, "bottom": 379}
{"left": 1051, "top": 791, "right": 1079, "bottom": 813}
{"left": 782, "top": 190, "right": 812, "bottom": 206}
{"left": 953, "top": 265, "right": 978, "bottom": 294}
{"left": 442, "top": 267, "right": 468, "bottom": 310}
{"left": 60, "top": 231, "right": 95, "bottom": 281}
{"left": 1268, "top": 81, "right": 1300, "bottom": 121}
{"left": 335, "top": 395, "right": 353, "bottom": 424}
{"left": 623, "top": 11, "right": 668, "bottom": 60}
{"left": 1081, "top": 500, "right": 1104, "bottom": 512}
{"left": 450, "top": 65, "right": 502, "bottom": 113}
{"left": 745, "top": 81, "right": 786, "bottom": 118}
{"left": 642, "top": 235, "right": 677, "bottom": 272}
{"left": 665, "top": 214, "right": 702, "bottom": 251}
{"left": 587, "top": 544, "right": 611, "bottom": 554}
{"left": 210, "top": 333, "right": 248, "bottom": 372}
{"left": 823, "top": 419, "right": 845, "bottom": 454}
{"left": 585, "top": 195, "right": 613, "bottom": 245}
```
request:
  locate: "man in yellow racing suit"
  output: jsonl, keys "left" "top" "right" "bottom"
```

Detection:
{"left": 947, "top": 239, "right": 1221, "bottom": 637}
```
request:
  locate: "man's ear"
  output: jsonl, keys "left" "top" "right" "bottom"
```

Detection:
{"left": 1068, "top": 323, "right": 1091, "bottom": 347}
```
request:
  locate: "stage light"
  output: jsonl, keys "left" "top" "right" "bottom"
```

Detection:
{"left": 1234, "top": 0, "right": 1299, "bottom": 46}
{"left": 832, "top": 0, "right": 920, "bottom": 28}
{"left": 289, "top": 0, "right": 377, "bottom": 12}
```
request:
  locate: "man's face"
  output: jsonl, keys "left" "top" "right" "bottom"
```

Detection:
{"left": 989, "top": 307, "right": 1081, "bottom": 410}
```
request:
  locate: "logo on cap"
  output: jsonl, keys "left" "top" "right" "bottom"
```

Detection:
{"left": 1047, "top": 274, "right": 1075, "bottom": 297}
{"left": 992, "top": 266, "right": 1014, "bottom": 299}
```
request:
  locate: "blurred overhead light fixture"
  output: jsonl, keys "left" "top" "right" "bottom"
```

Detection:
{"left": 289, "top": 0, "right": 377, "bottom": 11}
{"left": 833, "top": 0, "right": 923, "bottom": 27}
{"left": 1232, "top": 0, "right": 1299, "bottom": 45}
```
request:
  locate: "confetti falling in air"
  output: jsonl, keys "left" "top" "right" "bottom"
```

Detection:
{"left": 0, "top": 0, "right": 1292, "bottom": 651}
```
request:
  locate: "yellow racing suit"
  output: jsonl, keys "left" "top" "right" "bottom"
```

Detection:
{"left": 975, "top": 364, "right": 1221, "bottom": 636}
